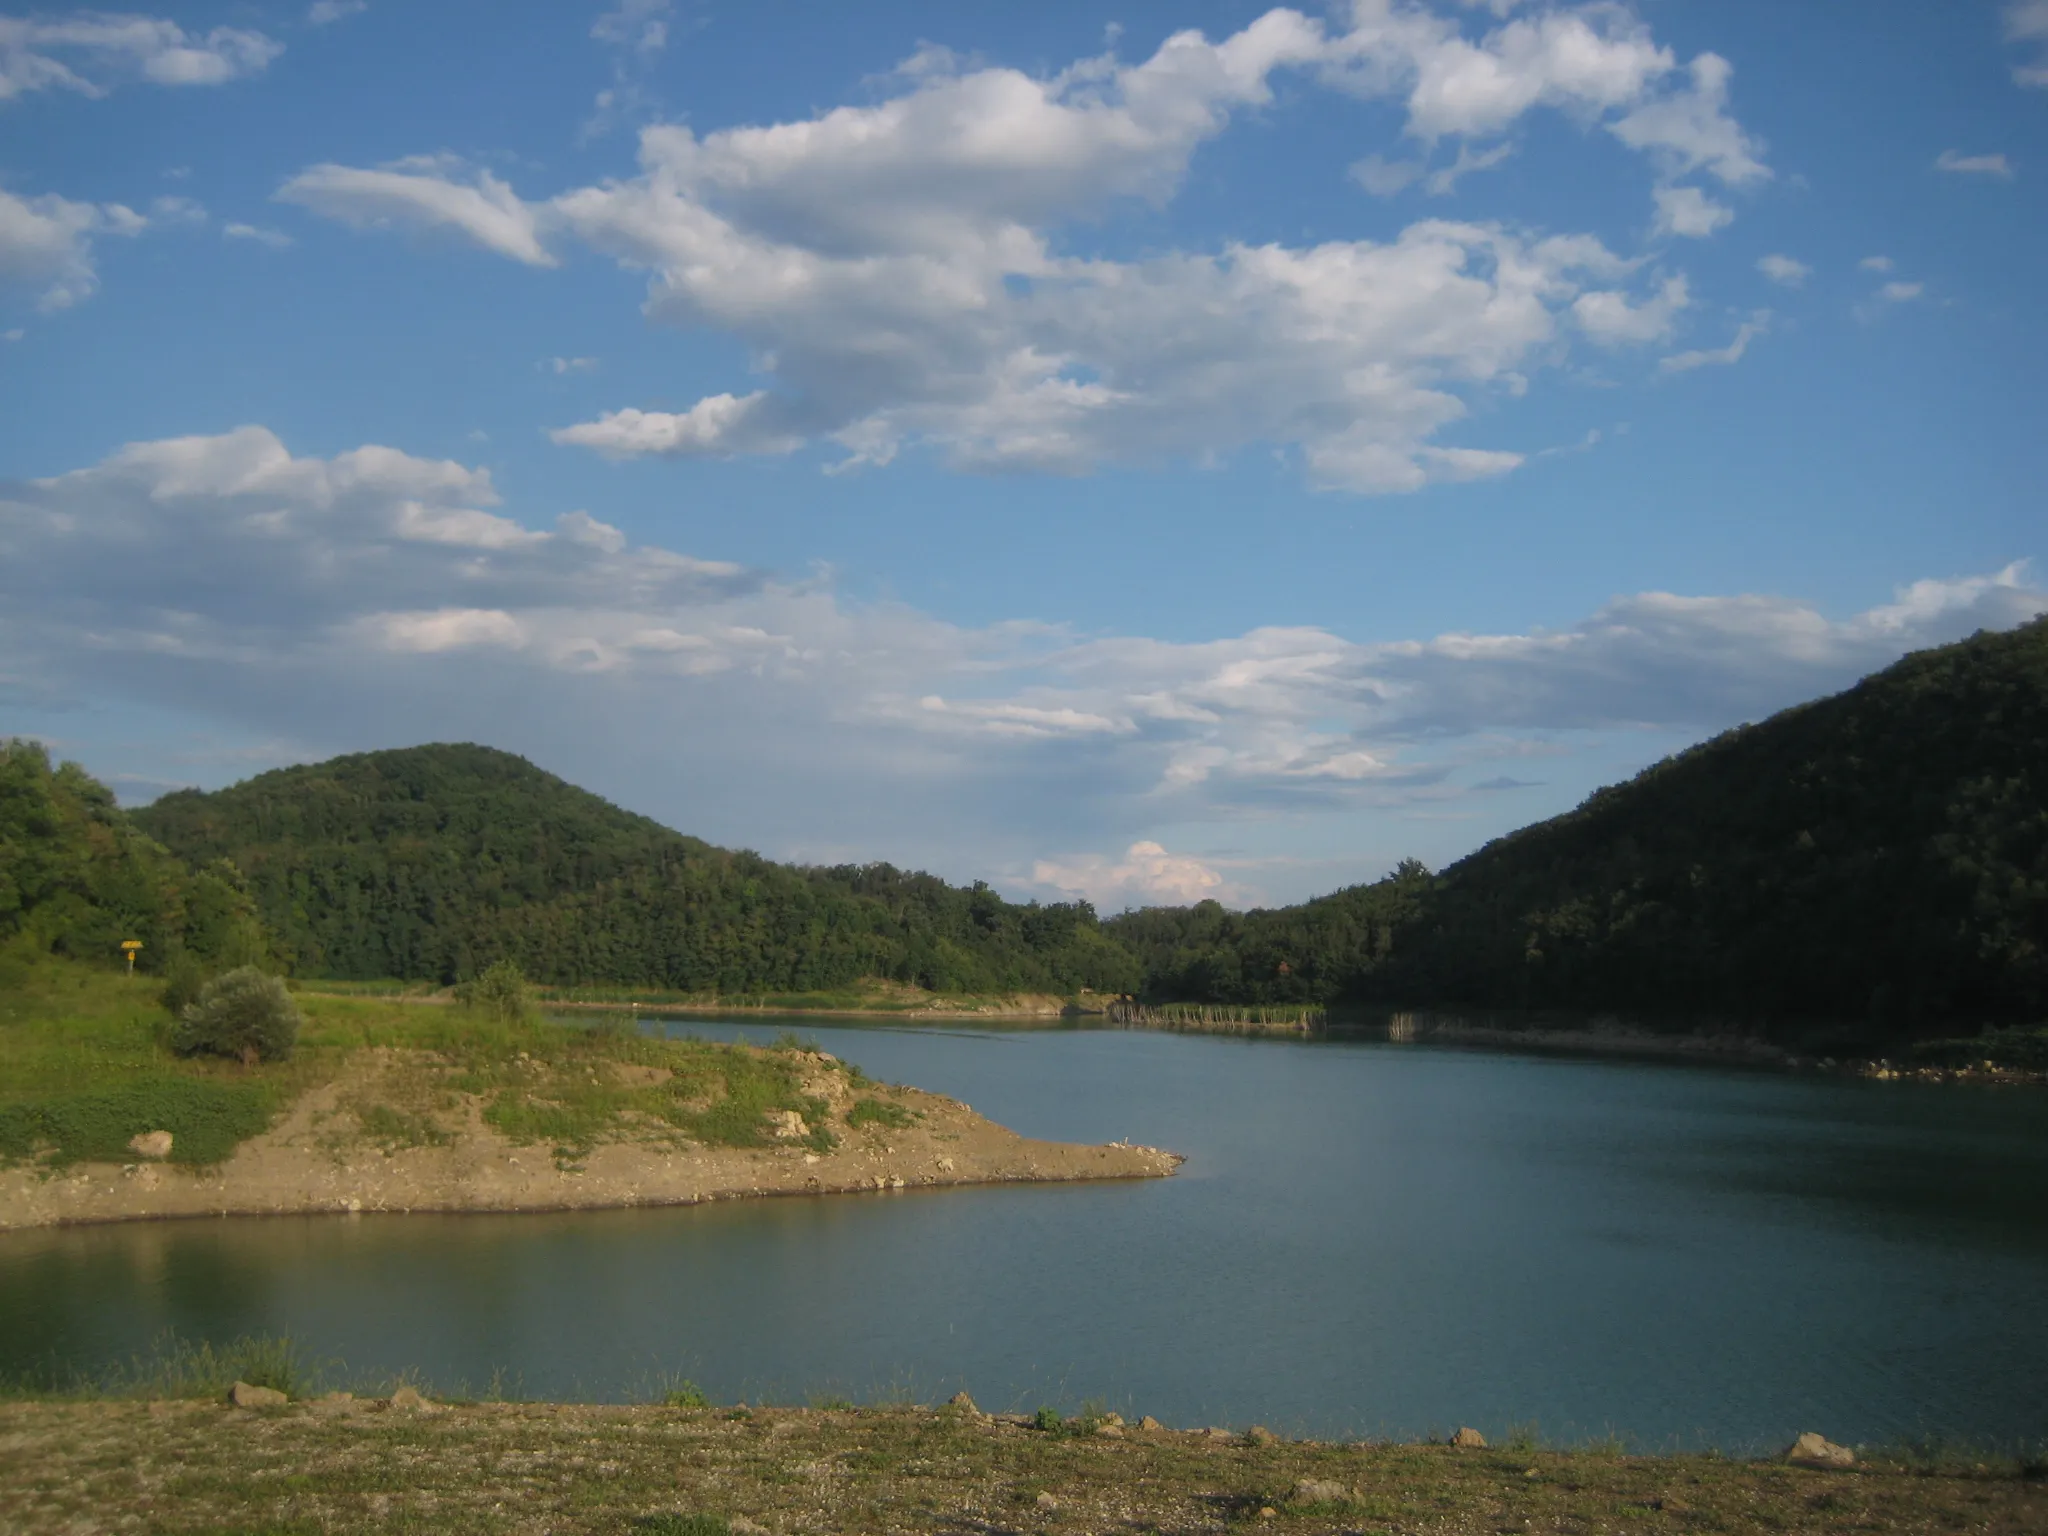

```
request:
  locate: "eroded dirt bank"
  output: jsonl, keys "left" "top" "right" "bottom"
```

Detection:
{"left": 0, "top": 1048, "right": 1180, "bottom": 1231}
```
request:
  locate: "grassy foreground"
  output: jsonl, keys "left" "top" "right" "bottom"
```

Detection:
{"left": 1, "top": 1391, "right": 2042, "bottom": 1536}
{"left": 0, "top": 959, "right": 887, "bottom": 1172}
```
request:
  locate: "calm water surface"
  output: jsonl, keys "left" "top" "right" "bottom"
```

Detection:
{"left": 4, "top": 1023, "right": 2045, "bottom": 1447}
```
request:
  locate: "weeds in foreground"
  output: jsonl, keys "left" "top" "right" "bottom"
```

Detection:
{"left": 0, "top": 1332, "right": 325, "bottom": 1402}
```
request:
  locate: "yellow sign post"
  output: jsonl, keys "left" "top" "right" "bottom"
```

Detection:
{"left": 120, "top": 939, "right": 143, "bottom": 975}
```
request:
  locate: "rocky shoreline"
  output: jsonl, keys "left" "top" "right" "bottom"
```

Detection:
{"left": 0, "top": 1049, "right": 1181, "bottom": 1232}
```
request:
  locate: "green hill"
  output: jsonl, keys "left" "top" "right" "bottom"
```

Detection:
{"left": 0, "top": 739, "right": 267, "bottom": 980}
{"left": 1106, "top": 617, "right": 2048, "bottom": 1045}
{"left": 131, "top": 743, "right": 1138, "bottom": 997}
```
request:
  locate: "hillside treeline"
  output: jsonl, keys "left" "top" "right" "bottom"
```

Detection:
{"left": 22, "top": 615, "right": 2045, "bottom": 1047}
{"left": 130, "top": 744, "right": 1139, "bottom": 996}
{"left": 1104, "top": 617, "right": 2048, "bottom": 1043}
{"left": 0, "top": 740, "right": 267, "bottom": 975}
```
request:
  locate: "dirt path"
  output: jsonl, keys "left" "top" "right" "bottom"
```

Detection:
{"left": 0, "top": 1049, "right": 1180, "bottom": 1231}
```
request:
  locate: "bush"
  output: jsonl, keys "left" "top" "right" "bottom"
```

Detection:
{"left": 171, "top": 966, "right": 301, "bottom": 1064}
{"left": 456, "top": 959, "right": 532, "bottom": 1023}
{"left": 158, "top": 955, "right": 211, "bottom": 1020}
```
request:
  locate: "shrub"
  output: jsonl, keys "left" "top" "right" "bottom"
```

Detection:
{"left": 158, "top": 954, "right": 211, "bottom": 1020}
{"left": 456, "top": 959, "right": 532, "bottom": 1024}
{"left": 171, "top": 966, "right": 301, "bottom": 1064}
{"left": 847, "top": 1096, "right": 915, "bottom": 1131}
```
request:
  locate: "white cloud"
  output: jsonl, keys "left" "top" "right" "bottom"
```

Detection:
{"left": 6, "top": 427, "right": 2043, "bottom": 896}
{"left": 224, "top": 222, "right": 294, "bottom": 249}
{"left": 1572, "top": 274, "right": 1688, "bottom": 344}
{"left": 0, "top": 13, "right": 280, "bottom": 101}
{"left": 285, "top": 6, "right": 1763, "bottom": 495}
{"left": 277, "top": 158, "right": 556, "bottom": 266}
{"left": 1659, "top": 311, "right": 1768, "bottom": 373}
{"left": 307, "top": 1, "right": 368, "bottom": 25}
{"left": 546, "top": 355, "right": 598, "bottom": 374}
{"left": 1859, "top": 255, "right": 1894, "bottom": 272}
{"left": 1606, "top": 51, "right": 1768, "bottom": 186}
{"left": 2, "top": 326, "right": 22, "bottom": 341}
{"left": 1033, "top": 841, "right": 1233, "bottom": 909}
{"left": 592, "top": 0, "right": 672, "bottom": 55}
{"left": 1651, "top": 184, "right": 1732, "bottom": 238}
{"left": 1755, "top": 253, "right": 1808, "bottom": 286}
{"left": 148, "top": 194, "right": 205, "bottom": 226}
{"left": 1877, "top": 280, "right": 1923, "bottom": 303}
{"left": 2007, "top": 0, "right": 2048, "bottom": 86}
{"left": 0, "top": 185, "right": 173, "bottom": 309}
{"left": 1935, "top": 149, "right": 2015, "bottom": 179}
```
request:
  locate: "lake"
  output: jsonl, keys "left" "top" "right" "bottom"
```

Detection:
{"left": 3, "top": 1022, "right": 2045, "bottom": 1449}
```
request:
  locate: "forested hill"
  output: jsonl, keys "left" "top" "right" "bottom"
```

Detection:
{"left": 0, "top": 739, "right": 267, "bottom": 977}
{"left": 131, "top": 743, "right": 1139, "bottom": 996}
{"left": 1107, "top": 617, "right": 2048, "bottom": 1043}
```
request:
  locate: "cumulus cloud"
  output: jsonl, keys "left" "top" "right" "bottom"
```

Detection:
{"left": 284, "top": 4, "right": 1763, "bottom": 495}
{"left": 0, "top": 12, "right": 280, "bottom": 100}
{"left": 277, "top": 157, "right": 556, "bottom": 266}
{"left": 1659, "top": 311, "right": 1768, "bottom": 373}
{"left": 1755, "top": 253, "right": 1809, "bottom": 286}
{"left": 5, "top": 427, "right": 2043, "bottom": 895}
{"left": 1651, "top": 184, "right": 1732, "bottom": 238}
{"left": 1033, "top": 842, "right": 1233, "bottom": 909}
{"left": 0, "top": 185, "right": 179, "bottom": 309}
{"left": 2007, "top": 0, "right": 2048, "bottom": 86}
{"left": 1935, "top": 149, "right": 2015, "bottom": 178}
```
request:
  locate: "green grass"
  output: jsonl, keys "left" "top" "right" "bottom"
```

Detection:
{"left": 846, "top": 1097, "right": 916, "bottom": 1131}
{"left": 0, "top": 955, "right": 895, "bottom": 1173}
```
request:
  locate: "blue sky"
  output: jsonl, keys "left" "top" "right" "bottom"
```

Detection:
{"left": 2, "top": 0, "right": 2044, "bottom": 908}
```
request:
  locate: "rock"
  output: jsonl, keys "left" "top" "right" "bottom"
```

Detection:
{"left": 1034, "top": 1491, "right": 1059, "bottom": 1511}
{"left": 1257, "top": 1507, "right": 1276, "bottom": 1519}
{"left": 389, "top": 1385, "right": 436, "bottom": 1412}
{"left": 1451, "top": 1426, "right": 1487, "bottom": 1448}
{"left": 1786, "top": 1432, "right": 1855, "bottom": 1468}
{"left": 765, "top": 1110, "right": 810, "bottom": 1141}
{"left": 229, "top": 1380, "right": 287, "bottom": 1408}
{"left": 947, "top": 1391, "right": 979, "bottom": 1413}
{"left": 1100, "top": 1411, "right": 1124, "bottom": 1427}
{"left": 128, "top": 1129, "right": 173, "bottom": 1160}
{"left": 1290, "top": 1478, "right": 1352, "bottom": 1505}
{"left": 1138, "top": 1415, "right": 1162, "bottom": 1431}
{"left": 1094, "top": 1423, "right": 1124, "bottom": 1438}
{"left": 1244, "top": 1424, "right": 1277, "bottom": 1446}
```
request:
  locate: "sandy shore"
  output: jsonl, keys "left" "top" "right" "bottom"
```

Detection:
{"left": 0, "top": 1049, "right": 1181, "bottom": 1232}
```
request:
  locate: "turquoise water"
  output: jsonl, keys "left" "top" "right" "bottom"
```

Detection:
{"left": 3, "top": 1023, "right": 2044, "bottom": 1448}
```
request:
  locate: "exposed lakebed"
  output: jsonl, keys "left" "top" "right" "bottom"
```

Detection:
{"left": 3, "top": 1022, "right": 2044, "bottom": 1448}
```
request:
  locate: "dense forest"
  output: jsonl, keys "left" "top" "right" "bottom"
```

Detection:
{"left": 131, "top": 744, "right": 1138, "bottom": 997}
{"left": 15, "top": 614, "right": 2039, "bottom": 1048}
{"left": 0, "top": 739, "right": 267, "bottom": 977}
{"left": 1106, "top": 617, "right": 2048, "bottom": 1043}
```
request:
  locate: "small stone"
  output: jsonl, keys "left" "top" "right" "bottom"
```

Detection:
{"left": 1258, "top": 1507, "right": 1276, "bottom": 1519}
{"left": 765, "top": 1110, "right": 809, "bottom": 1141}
{"left": 389, "top": 1385, "right": 435, "bottom": 1412}
{"left": 228, "top": 1380, "right": 287, "bottom": 1408}
{"left": 1034, "top": 1491, "right": 1059, "bottom": 1511}
{"left": 1244, "top": 1424, "right": 1277, "bottom": 1446}
{"left": 128, "top": 1129, "right": 173, "bottom": 1159}
{"left": 1138, "top": 1415, "right": 1162, "bottom": 1431}
{"left": 1290, "top": 1478, "right": 1352, "bottom": 1505}
{"left": 1785, "top": 1432, "right": 1854, "bottom": 1468}
{"left": 947, "top": 1391, "right": 979, "bottom": 1413}
{"left": 1094, "top": 1422, "right": 1124, "bottom": 1437}
{"left": 1451, "top": 1426, "right": 1487, "bottom": 1448}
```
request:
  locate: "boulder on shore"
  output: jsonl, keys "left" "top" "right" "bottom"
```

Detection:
{"left": 128, "top": 1130, "right": 173, "bottom": 1160}
{"left": 228, "top": 1380, "right": 286, "bottom": 1409}
{"left": 1786, "top": 1432, "right": 1855, "bottom": 1467}
{"left": 1291, "top": 1478, "right": 1353, "bottom": 1505}
{"left": 1452, "top": 1426, "right": 1487, "bottom": 1448}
